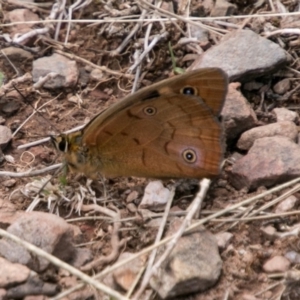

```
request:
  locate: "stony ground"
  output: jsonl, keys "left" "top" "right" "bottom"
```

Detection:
{"left": 1, "top": 0, "right": 300, "bottom": 299}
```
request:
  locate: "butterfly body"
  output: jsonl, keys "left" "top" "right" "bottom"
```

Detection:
{"left": 52, "top": 68, "right": 228, "bottom": 179}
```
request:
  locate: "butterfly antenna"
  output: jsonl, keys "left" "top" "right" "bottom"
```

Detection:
{"left": 12, "top": 84, "right": 60, "bottom": 135}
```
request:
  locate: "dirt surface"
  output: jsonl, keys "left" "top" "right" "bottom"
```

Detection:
{"left": 1, "top": 1, "right": 300, "bottom": 300}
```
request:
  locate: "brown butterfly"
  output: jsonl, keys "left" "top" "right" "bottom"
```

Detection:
{"left": 51, "top": 68, "right": 228, "bottom": 179}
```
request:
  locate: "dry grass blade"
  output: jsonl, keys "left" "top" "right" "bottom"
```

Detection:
{"left": 0, "top": 164, "right": 62, "bottom": 177}
{"left": 54, "top": 49, "right": 134, "bottom": 79}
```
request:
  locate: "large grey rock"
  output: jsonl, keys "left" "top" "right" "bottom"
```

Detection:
{"left": 0, "top": 212, "right": 82, "bottom": 272}
{"left": 32, "top": 53, "right": 78, "bottom": 89}
{"left": 190, "top": 30, "right": 287, "bottom": 81}
{"left": 150, "top": 219, "right": 222, "bottom": 299}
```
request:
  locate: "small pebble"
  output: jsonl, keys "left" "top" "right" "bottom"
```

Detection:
{"left": 273, "top": 78, "right": 291, "bottom": 94}
{"left": 263, "top": 255, "right": 290, "bottom": 273}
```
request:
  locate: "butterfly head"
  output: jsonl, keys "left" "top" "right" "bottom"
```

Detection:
{"left": 51, "top": 134, "right": 68, "bottom": 153}
{"left": 51, "top": 132, "right": 83, "bottom": 171}
{"left": 50, "top": 132, "right": 100, "bottom": 178}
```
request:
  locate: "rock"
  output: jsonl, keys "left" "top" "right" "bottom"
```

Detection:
{"left": 2, "top": 179, "right": 16, "bottom": 188}
{"left": 0, "top": 251, "right": 57, "bottom": 299}
{"left": 113, "top": 252, "right": 148, "bottom": 291}
{"left": 5, "top": 9, "right": 40, "bottom": 40}
{"left": 0, "top": 212, "right": 82, "bottom": 272}
{"left": 288, "top": 223, "right": 300, "bottom": 236}
{"left": 285, "top": 251, "right": 300, "bottom": 264}
{"left": 78, "top": 67, "right": 90, "bottom": 87}
{"left": 273, "top": 78, "right": 291, "bottom": 94}
{"left": 221, "top": 83, "right": 257, "bottom": 141}
{"left": 0, "top": 90, "right": 22, "bottom": 116}
{"left": 243, "top": 81, "right": 264, "bottom": 91}
{"left": 32, "top": 53, "right": 79, "bottom": 89}
{"left": 189, "top": 25, "right": 209, "bottom": 44}
{"left": 275, "top": 195, "right": 298, "bottom": 213}
{"left": 6, "top": 276, "right": 58, "bottom": 299}
{"left": 1, "top": 47, "right": 33, "bottom": 66}
{"left": 0, "top": 125, "right": 12, "bottom": 149}
{"left": 1, "top": 101, "right": 20, "bottom": 116}
{"left": 215, "top": 231, "right": 233, "bottom": 251}
{"left": 127, "top": 203, "right": 137, "bottom": 213}
{"left": 150, "top": 219, "right": 222, "bottom": 299}
{"left": 90, "top": 69, "right": 104, "bottom": 81}
{"left": 273, "top": 107, "right": 299, "bottom": 123}
{"left": 190, "top": 30, "right": 287, "bottom": 81}
{"left": 260, "top": 226, "right": 277, "bottom": 241}
{"left": 0, "top": 289, "right": 6, "bottom": 299}
{"left": 242, "top": 251, "right": 254, "bottom": 265}
{"left": 146, "top": 218, "right": 164, "bottom": 228}
{"left": 0, "top": 257, "right": 31, "bottom": 288}
{"left": 161, "top": 1, "right": 174, "bottom": 13}
{"left": 0, "top": 199, "right": 23, "bottom": 227}
{"left": 4, "top": 154, "right": 14, "bottom": 164}
{"left": 71, "top": 248, "right": 93, "bottom": 269}
{"left": 230, "top": 136, "right": 300, "bottom": 190}
{"left": 263, "top": 256, "right": 290, "bottom": 273}
{"left": 126, "top": 190, "right": 139, "bottom": 203}
{"left": 139, "top": 181, "right": 171, "bottom": 211}
{"left": 194, "top": 0, "right": 214, "bottom": 16}
{"left": 237, "top": 121, "right": 298, "bottom": 150}
{"left": 210, "top": 0, "right": 237, "bottom": 17}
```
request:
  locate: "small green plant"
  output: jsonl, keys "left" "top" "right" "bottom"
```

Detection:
{"left": 168, "top": 42, "right": 185, "bottom": 75}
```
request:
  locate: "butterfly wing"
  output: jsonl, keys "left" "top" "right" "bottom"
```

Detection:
{"left": 82, "top": 68, "right": 228, "bottom": 179}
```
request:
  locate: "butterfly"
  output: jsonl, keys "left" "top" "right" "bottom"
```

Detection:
{"left": 51, "top": 68, "right": 228, "bottom": 179}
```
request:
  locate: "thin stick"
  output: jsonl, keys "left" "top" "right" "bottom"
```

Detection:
{"left": 210, "top": 210, "right": 300, "bottom": 222}
{"left": 54, "top": 49, "right": 134, "bottom": 79}
{"left": 13, "top": 28, "right": 49, "bottom": 44}
{"left": 131, "top": 50, "right": 142, "bottom": 93}
{"left": 18, "top": 124, "right": 85, "bottom": 149}
{"left": 0, "top": 164, "right": 62, "bottom": 177}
